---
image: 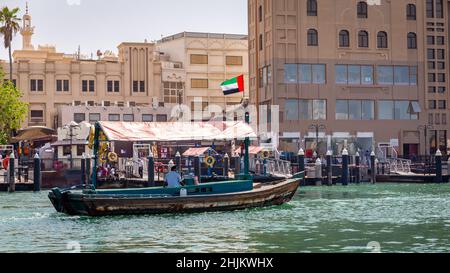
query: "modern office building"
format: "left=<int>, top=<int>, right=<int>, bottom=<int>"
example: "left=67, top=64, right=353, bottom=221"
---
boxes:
left=248, top=0, right=450, bottom=157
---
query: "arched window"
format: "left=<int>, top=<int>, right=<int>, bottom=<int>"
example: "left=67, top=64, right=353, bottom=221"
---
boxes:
left=407, top=32, right=417, bottom=49
left=307, top=29, right=318, bottom=46
left=259, top=5, right=263, bottom=22
left=377, top=31, right=388, bottom=48
left=339, top=30, right=350, bottom=47
left=357, top=1, right=368, bottom=18
left=406, top=4, right=416, bottom=20
left=358, top=30, right=369, bottom=48
left=307, top=0, right=317, bottom=16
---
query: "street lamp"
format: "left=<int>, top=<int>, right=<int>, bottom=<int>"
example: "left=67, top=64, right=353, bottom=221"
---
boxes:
left=418, top=125, right=434, bottom=157
left=308, top=124, right=326, bottom=156
left=64, top=121, right=80, bottom=169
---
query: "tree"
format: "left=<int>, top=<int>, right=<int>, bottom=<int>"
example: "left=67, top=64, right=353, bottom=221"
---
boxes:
left=0, top=67, right=28, bottom=144
left=0, top=6, right=21, bottom=82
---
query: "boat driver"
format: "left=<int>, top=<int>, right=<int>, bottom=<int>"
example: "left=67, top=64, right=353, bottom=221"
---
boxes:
left=165, top=166, right=183, bottom=188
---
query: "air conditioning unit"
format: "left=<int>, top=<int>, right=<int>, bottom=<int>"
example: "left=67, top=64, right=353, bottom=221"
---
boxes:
left=152, top=97, right=159, bottom=109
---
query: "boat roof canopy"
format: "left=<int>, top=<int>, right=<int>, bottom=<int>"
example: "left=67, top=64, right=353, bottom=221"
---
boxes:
left=98, top=121, right=257, bottom=142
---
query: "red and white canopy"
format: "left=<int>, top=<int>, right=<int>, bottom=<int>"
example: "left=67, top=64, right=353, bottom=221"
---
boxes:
left=98, top=121, right=257, bottom=142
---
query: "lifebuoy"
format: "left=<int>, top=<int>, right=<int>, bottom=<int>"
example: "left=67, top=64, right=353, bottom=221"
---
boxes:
left=262, top=150, right=270, bottom=159
left=205, top=156, right=215, bottom=167
left=108, top=152, right=118, bottom=162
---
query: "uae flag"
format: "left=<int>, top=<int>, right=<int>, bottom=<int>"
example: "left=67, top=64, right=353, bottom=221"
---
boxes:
left=221, top=75, right=244, bottom=96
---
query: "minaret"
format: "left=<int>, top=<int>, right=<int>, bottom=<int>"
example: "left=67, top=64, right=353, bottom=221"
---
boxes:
left=20, top=2, right=35, bottom=50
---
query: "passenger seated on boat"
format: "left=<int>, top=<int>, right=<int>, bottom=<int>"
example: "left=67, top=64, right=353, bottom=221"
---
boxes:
left=165, top=166, right=183, bottom=188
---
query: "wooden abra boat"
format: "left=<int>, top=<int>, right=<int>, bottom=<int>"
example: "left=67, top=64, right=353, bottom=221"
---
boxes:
left=49, top=176, right=302, bottom=217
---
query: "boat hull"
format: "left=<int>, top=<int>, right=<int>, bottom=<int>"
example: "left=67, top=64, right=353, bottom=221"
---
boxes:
left=49, top=179, right=301, bottom=217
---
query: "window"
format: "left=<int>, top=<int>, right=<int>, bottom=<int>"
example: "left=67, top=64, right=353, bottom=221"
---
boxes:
left=73, top=113, right=86, bottom=123
left=429, top=100, right=437, bottom=109
left=442, top=113, right=447, bottom=125
left=336, top=100, right=374, bottom=120
left=407, top=33, right=417, bottom=49
left=89, top=113, right=101, bottom=123
left=377, top=32, right=388, bottom=48
left=377, top=66, right=394, bottom=85
left=406, top=4, right=416, bottom=20
left=429, top=86, right=437, bottom=93
left=258, top=5, right=263, bottom=22
left=123, top=114, right=134, bottom=122
left=394, top=101, right=417, bottom=120
left=140, top=81, right=145, bottom=92
left=437, top=49, right=445, bottom=60
left=335, top=65, right=373, bottom=85
left=428, top=49, right=435, bottom=59
left=89, top=80, right=95, bottom=92
left=358, top=31, right=369, bottom=48
left=142, top=114, right=153, bottom=122
left=298, top=64, right=325, bottom=84
left=438, top=86, right=446, bottom=93
left=107, top=80, right=120, bottom=93
left=259, top=34, right=263, bottom=51
left=436, top=36, right=445, bottom=45
left=438, top=100, right=447, bottom=109
left=378, top=101, right=395, bottom=120
left=357, top=2, right=368, bottom=18
left=427, top=0, right=434, bottom=18
left=285, top=99, right=326, bottom=120
left=30, top=79, right=43, bottom=92
left=56, top=80, right=69, bottom=92
left=336, top=100, right=349, bottom=120
left=191, top=79, right=208, bottom=88
left=82, top=80, right=88, bottom=92
left=307, top=29, right=318, bottom=46
left=156, top=114, right=167, bottom=122
left=108, top=114, right=120, bottom=121
left=394, top=66, right=410, bottom=85
left=30, top=110, right=44, bottom=121
left=133, top=81, right=138, bottom=92
left=107, top=81, right=113, bottom=92
left=427, top=36, right=435, bottom=45
left=429, top=73, right=436, bottom=82
left=190, top=54, right=208, bottom=65
left=63, top=146, right=71, bottom=157
left=76, top=145, right=85, bottom=157
left=284, top=64, right=297, bottom=84
left=438, top=73, right=446, bottom=83
left=307, top=0, right=317, bottom=16
left=163, top=82, right=183, bottom=104
left=339, top=30, right=350, bottom=47
left=436, top=0, right=443, bottom=18
left=82, top=80, right=94, bottom=92
left=285, top=100, right=299, bottom=121
left=226, top=56, right=243, bottom=66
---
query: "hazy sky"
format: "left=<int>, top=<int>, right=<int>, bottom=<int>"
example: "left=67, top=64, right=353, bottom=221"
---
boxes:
left=0, top=0, right=248, bottom=60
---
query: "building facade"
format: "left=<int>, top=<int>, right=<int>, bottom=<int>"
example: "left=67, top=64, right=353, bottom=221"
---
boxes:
left=248, top=0, right=450, bottom=157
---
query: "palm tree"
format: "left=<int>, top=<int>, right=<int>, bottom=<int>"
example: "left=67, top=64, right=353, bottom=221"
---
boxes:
left=0, top=7, right=21, bottom=82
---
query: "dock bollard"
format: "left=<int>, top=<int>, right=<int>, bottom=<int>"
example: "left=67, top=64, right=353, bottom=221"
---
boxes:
left=326, top=151, right=332, bottom=186
left=298, top=149, right=305, bottom=175
left=33, top=153, right=41, bottom=192
left=175, top=152, right=181, bottom=174
left=355, top=152, right=361, bottom=184
left=9, top=152, right=15, bottom=193
left=315, top=158, right=322, bottom=186
left=81, top=154, right=86, bottom=185
left=148, top=152, right=155, bottom=187
left=341, top=149, right=349, bottom=186
left=85, top=154, right=91, bottom=186
left=223, top=154, right=229, bottom=178
left=194, top=156, right=201, bottom=183
left=436, top=150, right=443, bottom=183
left=370, top=151, right=377, bottom=184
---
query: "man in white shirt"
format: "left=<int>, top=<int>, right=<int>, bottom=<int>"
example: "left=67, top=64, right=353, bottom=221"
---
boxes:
left=165, top=166, right=182, bottom=188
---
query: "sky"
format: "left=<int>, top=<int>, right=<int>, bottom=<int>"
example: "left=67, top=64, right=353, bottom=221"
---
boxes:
left=0, top=0, right=248, bottom=60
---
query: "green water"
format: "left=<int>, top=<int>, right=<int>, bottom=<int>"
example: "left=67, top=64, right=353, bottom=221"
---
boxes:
left=1, top=184, right=450, bottom=253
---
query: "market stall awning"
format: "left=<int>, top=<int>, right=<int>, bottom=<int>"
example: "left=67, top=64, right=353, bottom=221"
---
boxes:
left=183, top=147, right=218, bottom=157
left=11, top=126, right=57, bottom=143
left=235, top=146, right=264, bottom=155
left=98, top=121, right=257, bottom=142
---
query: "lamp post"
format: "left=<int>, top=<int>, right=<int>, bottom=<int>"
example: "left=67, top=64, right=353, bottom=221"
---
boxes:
left=64, top=121, right=80, bottom=169
left=418, top=125, right=434, bottom=157
left=308, top=124, right=326, bottom=156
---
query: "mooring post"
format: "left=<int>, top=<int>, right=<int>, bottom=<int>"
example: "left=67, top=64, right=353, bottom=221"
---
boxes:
left=9, top=152, right=15, bottom=193
left=315, top=158, right=322, bottom=186
left=447, top=158, right=450, bottom=176
left=85, top=153, right=91, bottom=186
left=234, top=156, right=241, bottom=175
left=326, top=150, right=333, bottom=186
left=298, top=149, right=305, bottom=175
left=33, top=153, right=41, bottom=192
left=436, top=150, right=443, bottom=183
left=342, top=149, right=349, bottom=186
left=194, top=156, right=201, bottom=183
left=148, top=152, right=155, bottom=187
left=175, top=151, right=182, bottom=174
left=355, top=152, right=361, bottom=184
left=371, top=151, right=377, bottom=184
left=223, top=153, right=229, bottom=178
left=81, top=153, right=86, bottom=185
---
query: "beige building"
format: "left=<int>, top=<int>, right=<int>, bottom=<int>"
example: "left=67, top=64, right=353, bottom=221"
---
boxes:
left=249, top=0, right=450, bottom=157
left=1, top=8, right=249, bottom=128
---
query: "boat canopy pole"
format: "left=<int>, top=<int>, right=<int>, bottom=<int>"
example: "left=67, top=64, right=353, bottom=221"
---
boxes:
left=244, top=112, right=250, bottom=177
left=91, top=122, right=101, bottom=190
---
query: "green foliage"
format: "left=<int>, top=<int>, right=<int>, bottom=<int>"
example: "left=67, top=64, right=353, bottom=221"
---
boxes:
left=0, top=67, right=28, bottom=144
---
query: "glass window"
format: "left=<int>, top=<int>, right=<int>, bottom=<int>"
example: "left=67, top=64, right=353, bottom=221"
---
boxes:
left=394, top=101, right=410, bottom=120
left=313, top=100, right=326, bottom=120
left=89, top=80, right=95, bottom=92
left=406, top=4, right=416, bottom=20
left=307, top=0, right=317, bottom=16
left=339, top=30, right=350, bottom=47
left=426, top=0, right=434, bottom=18
left=349, top=100, right=362, bottom=120
left=358, top=31, right=369, bottom=47
left=336, top=100, right=349, bottom=120
left=307, top=29, right=318, bottom=46
left=284, top=64, right=298, bottom=84
left=357, top=1, right=368, bottom=18
left=361, top=66, right=374, bottom=85
left=299, top=64, right=312, bottom=83
left=377, top=66, right=394, bottom=85
left=56, top=80, right=62, bottom=92
left=378, top=101, right=394, bottom=120
left=156, top=114, right=168, bottom=122
left=362, top=100, right=375, bottom=120
left=377, top=32, right=388, bottom=48
left=299, top=100, right=313, bottom=120
left=348, top=65, right=361, bottom=85
left=407, top=33, right=417, bottom=49
left=73, top=113, right=85, bottom=123
left=108, top=114, right=120, bottom=121
left=335, top=65, right=347, bottom=84
left=142, top=114, right=153, bottom=122
left=285, top=100, right=299, bottom=121
left=312, top=65, right=326, bottom=84
left=123, top=114, right=134, bottom=122
left=410, top=67, right=417, bottom=85
left=76, top=145, right=85, bottom=157
left=89, top=113, right=101, bottom=123
left=394, top=66, right=410, bottom=85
